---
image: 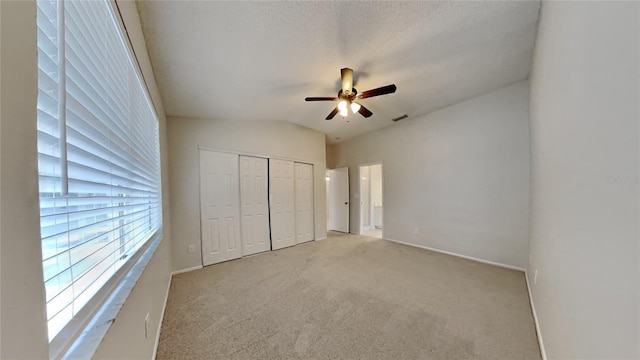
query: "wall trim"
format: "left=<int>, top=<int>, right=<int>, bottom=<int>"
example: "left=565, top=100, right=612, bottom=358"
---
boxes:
left=383, top=237, right=526, bottom=272
left=171, top=265, right=203, bottom=276
left=315, top=237, right=327, bottom=241
left=525, top=271, right=547, bottom=360
left=151, top=275, right=172, bottom=360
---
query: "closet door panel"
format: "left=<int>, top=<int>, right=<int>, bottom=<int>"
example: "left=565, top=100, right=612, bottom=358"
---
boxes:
left=295, top=163, right=314, bottom=244
left=199, top=150, right=242, bottom=265
left=269, top=159, right=295, bottom=250
left=240, top=156, right=270, bottom=256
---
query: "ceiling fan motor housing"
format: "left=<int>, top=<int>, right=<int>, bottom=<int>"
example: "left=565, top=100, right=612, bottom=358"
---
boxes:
left=338, top=88, right=358, bottom=100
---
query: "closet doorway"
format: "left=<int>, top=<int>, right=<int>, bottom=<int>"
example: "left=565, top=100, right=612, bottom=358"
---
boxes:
left=199, top=149, right=315, bottom=266
left=359, top=163, right=383, bottom=238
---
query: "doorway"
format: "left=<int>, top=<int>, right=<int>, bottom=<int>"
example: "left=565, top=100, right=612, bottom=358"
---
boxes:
left=359, top=163, right=383, bottom=238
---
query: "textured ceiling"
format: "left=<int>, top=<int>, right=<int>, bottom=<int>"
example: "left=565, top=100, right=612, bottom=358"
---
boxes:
left=137, top=1, right=540, bottom=144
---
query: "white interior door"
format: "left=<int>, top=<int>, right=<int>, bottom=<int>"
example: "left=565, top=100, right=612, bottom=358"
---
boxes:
left=295, top=163, right=314, bottom=244
left=270, top=159, right=295, bottom=249
left=199, top=150, right=242, bottom=266
left=240, top=156, right=270, bottom=256
left=329, top=167, right=349, bottom=233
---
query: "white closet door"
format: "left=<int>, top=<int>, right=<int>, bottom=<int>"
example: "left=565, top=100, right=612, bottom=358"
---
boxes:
left=199, top=150, right=242, bottom=266
left=295, top=163, right=314, bottom=244
left=269, top=159, right=295, bottom=250
left=240, top=156, right=270, bottom=256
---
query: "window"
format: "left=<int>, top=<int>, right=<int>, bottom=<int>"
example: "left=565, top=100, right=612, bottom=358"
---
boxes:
left=36, top=0, right=161, bottom=341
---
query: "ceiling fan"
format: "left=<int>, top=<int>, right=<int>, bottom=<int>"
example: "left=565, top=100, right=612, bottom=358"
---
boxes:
left=305, top=68, right=397, bottom=120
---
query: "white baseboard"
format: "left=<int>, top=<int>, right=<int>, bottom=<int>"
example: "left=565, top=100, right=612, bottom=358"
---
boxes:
left=315, top=237, right=327, bottom=241
left=383, top=237, right=526, bottom=272
left=171, top=265, right=203, bottom=276
left=525, top=271, right=547, bottom=360
left=151, top=275, right=171, bottom=360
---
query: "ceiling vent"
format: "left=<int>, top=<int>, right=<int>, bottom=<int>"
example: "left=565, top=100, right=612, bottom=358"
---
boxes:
left=392, top=114, right=408, bottom=122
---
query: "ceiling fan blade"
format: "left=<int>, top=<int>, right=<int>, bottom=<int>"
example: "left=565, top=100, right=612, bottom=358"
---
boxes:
left=359, top=84, right=397, bottom=99
left=358, top=104, right=373, bottom=118
left=341, top=68, right=353, bottom=94
left=326, top=107, right=339, bottom=120
left=305, top=97, right=338, bottom=102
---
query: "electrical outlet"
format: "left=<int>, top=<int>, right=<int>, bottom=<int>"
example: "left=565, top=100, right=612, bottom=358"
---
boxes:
left=533, top=269, right=538, bottom=285
left=414, top=227, right=419, bottom=234
left=145, top=313, right=150, bottom=339
left=188, top=244, right=195, bottom=254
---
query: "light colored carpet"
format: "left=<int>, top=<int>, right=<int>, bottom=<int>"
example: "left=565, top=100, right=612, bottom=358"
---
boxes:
left=157, top=234, right=541, bottom=359
left=362, top=228, right=382, bottom=238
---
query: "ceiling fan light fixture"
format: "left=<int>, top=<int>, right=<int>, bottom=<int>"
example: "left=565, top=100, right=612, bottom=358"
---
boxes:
left=337, top=100, right=348, bottom=112
left=304, top=67, right=397, bottom=120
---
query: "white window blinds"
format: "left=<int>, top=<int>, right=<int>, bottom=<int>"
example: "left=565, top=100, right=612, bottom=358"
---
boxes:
left=37, top=0, right=162, bottom=340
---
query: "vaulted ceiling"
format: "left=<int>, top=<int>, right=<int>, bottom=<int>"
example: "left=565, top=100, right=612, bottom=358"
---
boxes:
left=137, top=1, right=540, bottom=144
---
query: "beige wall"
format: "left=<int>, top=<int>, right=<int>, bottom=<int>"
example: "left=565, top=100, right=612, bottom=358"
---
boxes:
left=528, top=1, right=639, bottom=358
left=1, top=1, right=50, bottom=357
left=168, top=118, right=327, bottom=271
left=334, top=81, right=530, bottom=269
left=326, top=143, right=336, bottom=169
left=370, top=164, right=382, bottom=207
left=0, top=1, right=172, bottom=358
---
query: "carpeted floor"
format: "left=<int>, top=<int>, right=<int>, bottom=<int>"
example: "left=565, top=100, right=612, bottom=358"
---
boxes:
left=362, top=228, right=382, bottom=238
left=157, top=233, right=541, bottom=359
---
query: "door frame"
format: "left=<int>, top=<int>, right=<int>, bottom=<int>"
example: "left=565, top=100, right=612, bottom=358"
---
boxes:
left=358, top=162, right=384, bottom=237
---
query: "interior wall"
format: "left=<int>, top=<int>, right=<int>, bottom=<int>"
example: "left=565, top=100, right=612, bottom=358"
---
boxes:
left=325, top=170, right=330, bottom=230
left=0, top=3, right=3, bottom=356
left=326, top=143, right=336, bottom=169
left=528, top=1, right=640, bottom=358
left=167, top=117, right=327, bottom=271
left=0, top=1, right=173, bottom=358
left=360, top=166, right=371, bottom=228
left=333, top=81, right=530, bottom=268
left=370, top=164, right=382, bottom=207
left=370, top=164, right=383, bottom=229
left=0, top=1, right=50, bottom=357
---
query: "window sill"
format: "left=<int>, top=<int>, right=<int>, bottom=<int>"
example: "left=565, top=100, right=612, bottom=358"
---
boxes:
left=51, top=231, right=164, bottom=360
